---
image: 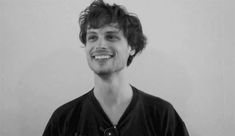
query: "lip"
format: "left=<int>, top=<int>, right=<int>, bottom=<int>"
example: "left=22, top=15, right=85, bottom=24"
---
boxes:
left=92, top=54, right=114, bottom=60
left=90, top=50, right=114, bottom=58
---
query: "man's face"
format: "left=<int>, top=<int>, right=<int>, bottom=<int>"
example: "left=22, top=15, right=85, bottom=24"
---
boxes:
left=85, top=24, right=133, bottom=76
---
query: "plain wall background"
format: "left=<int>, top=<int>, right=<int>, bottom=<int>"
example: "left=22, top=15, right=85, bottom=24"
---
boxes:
left=1, top=0, right=234, bottom=136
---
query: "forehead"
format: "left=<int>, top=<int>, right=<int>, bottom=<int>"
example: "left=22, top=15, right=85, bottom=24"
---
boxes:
left=87, top=24, right=122, bottom=34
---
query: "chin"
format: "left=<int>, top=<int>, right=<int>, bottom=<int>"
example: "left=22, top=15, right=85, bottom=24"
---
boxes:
left=94, top=68, right=113, bottom=75
left=88, top=62, right=125, bottom=77
left=96, top=71, right=112, bottom=77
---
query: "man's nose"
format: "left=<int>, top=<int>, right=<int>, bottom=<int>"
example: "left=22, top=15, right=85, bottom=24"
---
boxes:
left=97, top=37, right=107, bottom=48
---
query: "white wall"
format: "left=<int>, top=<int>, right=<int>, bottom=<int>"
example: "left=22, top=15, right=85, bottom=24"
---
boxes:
left=1, top=0, right=234, bottom=136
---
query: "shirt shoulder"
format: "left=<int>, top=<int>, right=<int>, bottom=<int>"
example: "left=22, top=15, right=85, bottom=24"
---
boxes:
left=43, top=90, right=93, bottom=136
left=131, top=86, right=189, bottom=136
left=52, top=90, right=91, bottom=118
left=132, top=86, right=174, bottom=112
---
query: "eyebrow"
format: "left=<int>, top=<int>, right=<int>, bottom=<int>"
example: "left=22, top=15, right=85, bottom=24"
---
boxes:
left=86, top=30, right=120, bottom=36
left=106, top=30, right=120, bottom=34
left=86, top=31, right=96, bottom=35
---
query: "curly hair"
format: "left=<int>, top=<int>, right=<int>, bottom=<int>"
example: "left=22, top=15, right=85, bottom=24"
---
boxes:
left=79, top=0, right=147, bottom=66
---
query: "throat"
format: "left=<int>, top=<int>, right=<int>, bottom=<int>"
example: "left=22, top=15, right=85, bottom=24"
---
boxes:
left=93, top=83, right=133, bottom=125
left=94, top=81, right=133, bottom=107
left=100, top=94, right=132, bottom=125
left=93, top=69, right=133, bottom=124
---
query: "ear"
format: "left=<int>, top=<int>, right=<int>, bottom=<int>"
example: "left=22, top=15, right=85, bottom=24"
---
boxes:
left=129, top=48, right=136, bottom=56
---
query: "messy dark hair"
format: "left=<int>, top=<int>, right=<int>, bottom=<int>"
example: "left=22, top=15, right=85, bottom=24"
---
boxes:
left=79, top=0, right=147, bottom=66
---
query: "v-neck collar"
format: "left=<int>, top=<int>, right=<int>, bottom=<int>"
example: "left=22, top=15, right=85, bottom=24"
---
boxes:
left=89, top=85, right=139, bottom=128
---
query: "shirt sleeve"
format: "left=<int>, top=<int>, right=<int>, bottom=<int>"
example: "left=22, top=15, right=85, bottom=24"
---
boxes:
left=161, top=105, right=190, bottom=136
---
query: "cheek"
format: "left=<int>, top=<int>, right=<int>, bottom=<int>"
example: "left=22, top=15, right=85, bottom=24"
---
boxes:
left=123, top=46, right=131, bottom=57
left=85, top=45, right=92, bottom=55
left=117, top=48, right=130, bottom=63
left=84, top=48, right=92, bottom=62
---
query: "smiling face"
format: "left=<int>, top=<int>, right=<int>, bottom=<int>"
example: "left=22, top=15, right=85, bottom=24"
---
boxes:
left=85, top=24, right=134, bottom=76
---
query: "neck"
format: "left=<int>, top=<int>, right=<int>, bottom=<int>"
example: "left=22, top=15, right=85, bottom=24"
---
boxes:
left=93, top=69, right=132, bottom=107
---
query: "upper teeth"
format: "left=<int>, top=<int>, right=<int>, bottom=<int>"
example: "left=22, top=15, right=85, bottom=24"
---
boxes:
left=95, top=55, right=111, bottom=59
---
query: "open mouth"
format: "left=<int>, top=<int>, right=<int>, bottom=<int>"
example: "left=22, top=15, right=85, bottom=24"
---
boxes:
left=94, top=55, right=111, bottom=59
left=90, top=50, right=115, bottom=61
left=92, top=55, right=114, bottom=60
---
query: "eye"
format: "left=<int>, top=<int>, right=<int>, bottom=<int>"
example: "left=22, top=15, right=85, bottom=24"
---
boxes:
left=106, top=34, right=119, bottom=41
left=87, top=35, right=98, bottom=42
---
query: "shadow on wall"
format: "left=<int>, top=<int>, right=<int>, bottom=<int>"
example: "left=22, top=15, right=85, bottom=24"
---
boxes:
left=13, top=48, right=92, bottom=136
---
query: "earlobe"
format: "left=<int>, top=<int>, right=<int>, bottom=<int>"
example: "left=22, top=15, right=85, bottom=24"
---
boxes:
left=130, top=49, right=135, bottom=56
left=128, top=46, right=135, bottom=56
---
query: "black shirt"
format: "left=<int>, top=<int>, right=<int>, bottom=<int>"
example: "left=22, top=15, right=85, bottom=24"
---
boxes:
left=43, top=86, right=189, bottom=136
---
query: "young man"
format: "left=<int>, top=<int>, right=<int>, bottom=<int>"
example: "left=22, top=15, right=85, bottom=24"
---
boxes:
left=43, top=0, right=189, bottom=136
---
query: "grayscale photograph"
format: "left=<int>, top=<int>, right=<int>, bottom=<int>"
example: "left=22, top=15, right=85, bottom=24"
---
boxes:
left=1, top=0, right=234, bottom=136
